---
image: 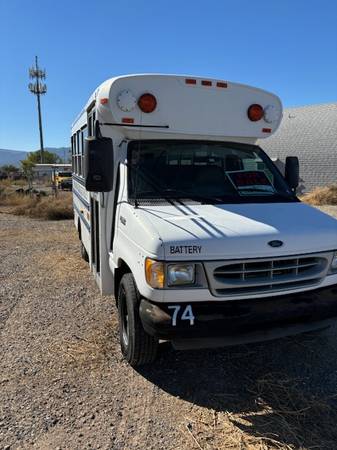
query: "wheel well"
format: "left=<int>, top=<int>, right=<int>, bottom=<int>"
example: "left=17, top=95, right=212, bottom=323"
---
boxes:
left=114, top=260, right=131, bottom=305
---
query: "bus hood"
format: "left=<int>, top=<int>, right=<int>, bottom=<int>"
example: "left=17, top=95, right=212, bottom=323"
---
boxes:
left=137, top=202, right=337, bottom=259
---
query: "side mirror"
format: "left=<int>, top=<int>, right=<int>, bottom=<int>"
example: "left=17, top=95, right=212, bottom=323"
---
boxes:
left=84, top=136, right=114, bottom=192
left=285, top=156, right=299, bottom=191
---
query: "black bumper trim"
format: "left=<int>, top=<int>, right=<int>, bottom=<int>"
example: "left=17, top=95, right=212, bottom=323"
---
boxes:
left=139, top=285, right=337, bottom=343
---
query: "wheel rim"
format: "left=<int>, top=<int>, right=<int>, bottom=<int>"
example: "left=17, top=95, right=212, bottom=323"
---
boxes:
left=119, top=286, right=129, bottom=347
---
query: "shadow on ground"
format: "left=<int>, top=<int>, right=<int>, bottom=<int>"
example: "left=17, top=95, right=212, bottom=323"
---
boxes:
left=138, top=327, right=337, bottom=449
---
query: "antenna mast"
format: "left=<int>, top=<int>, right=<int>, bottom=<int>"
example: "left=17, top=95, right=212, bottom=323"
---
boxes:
left=28, top=56, right=47, bottom=163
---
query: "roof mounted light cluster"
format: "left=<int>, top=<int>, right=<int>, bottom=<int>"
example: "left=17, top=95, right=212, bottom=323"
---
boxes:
left=113, top=84, right=280, bottom=134
left=116, top=90, right=157, bottom=114
left=185, top=78, right=228, bottom=88
left=247, top=103, right=281, bottom=128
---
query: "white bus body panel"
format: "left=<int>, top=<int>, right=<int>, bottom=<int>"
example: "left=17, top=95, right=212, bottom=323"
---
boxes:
left=95, top=74, right=282, bottom=142
left=111, top=199, right=337, bottom=303
left=71, top=74, right=337, bottom=303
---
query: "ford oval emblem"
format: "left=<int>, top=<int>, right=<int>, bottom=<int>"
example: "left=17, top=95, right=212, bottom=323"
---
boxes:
left=268, top=240, right=284, bottom=248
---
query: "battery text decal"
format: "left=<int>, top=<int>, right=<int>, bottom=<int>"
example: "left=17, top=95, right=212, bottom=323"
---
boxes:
left=169, top=245, right=202, bottom=255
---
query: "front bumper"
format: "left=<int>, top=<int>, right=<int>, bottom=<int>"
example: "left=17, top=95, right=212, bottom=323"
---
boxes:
left=139, top=285, right=337, bottom=348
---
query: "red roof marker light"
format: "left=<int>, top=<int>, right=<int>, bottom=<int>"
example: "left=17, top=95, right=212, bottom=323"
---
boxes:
left=247, top=104, right=264, bottom=122
left=138, top=93, right=157, bottom=113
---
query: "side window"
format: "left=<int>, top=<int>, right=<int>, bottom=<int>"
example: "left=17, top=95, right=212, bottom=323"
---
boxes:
left=71, top=126, right=88, bottom=178
left=80, top=131, right=83, bottom=177
left=88, top=114, right=93, bottom=136
left=87, top=105, right=96, bottom=137
left=82, top=126, right=88, bottom=177
left=74, top=133, right=78, bottom=174
left=71, top=135, right=73, bottom=172
left=77, top=130, right=81, bottom=176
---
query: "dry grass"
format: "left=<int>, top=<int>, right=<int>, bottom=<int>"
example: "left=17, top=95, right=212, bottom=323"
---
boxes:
left=301, top=185, right=337, bottom=206
left=34, top=250, right=87, bottom=281
left=0, top=178, right=26, bottom=187
left=0, top=191, right=73, bottom=220
left=49, top=322, right=115, bottom=371
left=0, top=191, right=31, bottom=207
left=184, top=373, right=337, bottom=449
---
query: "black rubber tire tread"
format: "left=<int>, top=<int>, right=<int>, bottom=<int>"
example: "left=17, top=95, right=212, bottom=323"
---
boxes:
left=80, top=241, right=89, bottom=263
left=118, top=273, right=158, bottom=366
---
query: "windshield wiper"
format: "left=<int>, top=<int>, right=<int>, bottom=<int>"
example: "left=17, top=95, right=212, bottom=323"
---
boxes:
left=238, top=187, right=296, bottom=200
left=238, top=187, right=275, bottom=194
left=161, top=188, right=224, bottom=204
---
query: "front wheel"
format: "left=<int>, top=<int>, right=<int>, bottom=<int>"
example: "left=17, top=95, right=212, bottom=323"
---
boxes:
left=117, top=273, right=158, bottom=366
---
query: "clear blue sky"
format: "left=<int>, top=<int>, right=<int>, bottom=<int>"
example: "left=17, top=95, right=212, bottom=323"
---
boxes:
left=0, top=0, right=336, bottom=151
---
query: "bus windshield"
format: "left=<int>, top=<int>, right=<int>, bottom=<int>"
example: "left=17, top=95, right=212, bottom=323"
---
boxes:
left=127, top=140, right=297, bottom=205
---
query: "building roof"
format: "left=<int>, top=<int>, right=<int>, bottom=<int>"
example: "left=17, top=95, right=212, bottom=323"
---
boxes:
left=261, top=102, right=337, bottom=192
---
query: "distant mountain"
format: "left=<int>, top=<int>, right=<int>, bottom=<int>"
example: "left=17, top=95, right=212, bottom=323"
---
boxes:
left=0, top=149, right=27, bottom=166
left=0, top=147, right=71, bottom=167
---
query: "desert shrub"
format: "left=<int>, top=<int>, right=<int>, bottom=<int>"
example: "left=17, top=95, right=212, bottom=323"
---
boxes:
left=0, top=190, right=73, bottom=220
left=0, top=191, right=37, bottom=207
left=301, top=185, right=337, bottom=206
left=0, top=178, right=26, bottom=188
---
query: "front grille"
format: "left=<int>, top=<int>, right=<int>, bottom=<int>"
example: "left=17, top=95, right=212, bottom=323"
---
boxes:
left=204, top=253, right=332, bottom=297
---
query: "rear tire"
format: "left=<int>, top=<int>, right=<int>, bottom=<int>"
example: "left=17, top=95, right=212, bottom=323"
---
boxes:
left=80, top=241, right=89, bottom=262
left=117, top=273, right=158, bottom=366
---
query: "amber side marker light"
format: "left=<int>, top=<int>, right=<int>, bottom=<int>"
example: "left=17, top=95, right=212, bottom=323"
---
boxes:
left=247, top=104, right=264, bottom=121
left=138, top=93, right=157, bottom=113
left=122, top=117, right=134, bottom=124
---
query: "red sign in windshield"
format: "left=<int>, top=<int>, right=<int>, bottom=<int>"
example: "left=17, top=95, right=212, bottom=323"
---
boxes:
left=226, top=170, right=275, bottom=195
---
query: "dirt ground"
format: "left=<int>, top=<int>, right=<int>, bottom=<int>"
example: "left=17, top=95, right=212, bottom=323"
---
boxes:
left=1, top=207, right=337, bottom=450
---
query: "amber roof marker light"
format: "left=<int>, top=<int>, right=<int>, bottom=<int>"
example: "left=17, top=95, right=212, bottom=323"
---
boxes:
left=247, top=104, right=264, bottom=121
left=138, top=93, right=157, bottom=113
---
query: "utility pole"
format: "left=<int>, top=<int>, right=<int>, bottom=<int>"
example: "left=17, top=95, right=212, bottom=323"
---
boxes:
left=28, top=56, right=47, bottom=163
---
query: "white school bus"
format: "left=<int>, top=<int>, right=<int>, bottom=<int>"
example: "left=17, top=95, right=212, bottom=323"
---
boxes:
left=71, top=74, right=337, bottom=366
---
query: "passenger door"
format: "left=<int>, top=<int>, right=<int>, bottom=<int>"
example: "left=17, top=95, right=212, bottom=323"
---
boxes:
left=90, top=197, right=100, bottom=275
left=87, top=105, right=100, bottom=275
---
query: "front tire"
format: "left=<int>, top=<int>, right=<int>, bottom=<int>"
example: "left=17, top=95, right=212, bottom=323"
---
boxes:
left=117, top=273, right=158, bottom=366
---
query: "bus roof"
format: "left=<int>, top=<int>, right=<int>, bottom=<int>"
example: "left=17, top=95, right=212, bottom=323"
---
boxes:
left=72, top=74, right=282, bottom=142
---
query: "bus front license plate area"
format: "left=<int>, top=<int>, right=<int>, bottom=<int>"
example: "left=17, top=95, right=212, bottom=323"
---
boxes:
left=168, top=305, right=195, bottom=327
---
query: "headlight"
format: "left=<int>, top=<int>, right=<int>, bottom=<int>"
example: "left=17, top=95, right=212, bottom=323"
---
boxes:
left=167, top=264, right=195, bottom=286
left=330, top=252, right=337, bottom=272
left=145, top=258, right=165, bottom=288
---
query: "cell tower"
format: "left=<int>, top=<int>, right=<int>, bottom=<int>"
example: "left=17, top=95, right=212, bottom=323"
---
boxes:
left=28, top=56, right=47, bottom=163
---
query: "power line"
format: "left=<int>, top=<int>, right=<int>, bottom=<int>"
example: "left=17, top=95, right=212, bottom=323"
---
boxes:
left=28, top=56, right=47, bottom=163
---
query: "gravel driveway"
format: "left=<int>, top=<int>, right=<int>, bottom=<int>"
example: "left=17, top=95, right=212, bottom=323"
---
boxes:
left=1, top=207, right=337, bottom=450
